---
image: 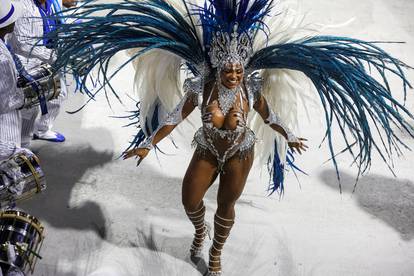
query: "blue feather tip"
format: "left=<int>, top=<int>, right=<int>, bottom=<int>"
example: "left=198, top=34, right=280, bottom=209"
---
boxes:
left=267, top=140, right=307, bottom=196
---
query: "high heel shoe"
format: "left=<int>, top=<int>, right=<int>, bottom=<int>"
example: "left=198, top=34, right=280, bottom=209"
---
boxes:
left=190, top=221, right=211, bottom=258
left=206, top=213, right=235, bottom=276
left=207, top=246, right=222, bottom=275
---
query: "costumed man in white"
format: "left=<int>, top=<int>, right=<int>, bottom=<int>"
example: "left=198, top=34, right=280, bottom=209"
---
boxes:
left=7, top=0, right=66, bottom=145
left=0, top=0, right=27, bottom=162
left=34, top=0, right=78, bottom=141
left=0, top=1, right=29, bottom=275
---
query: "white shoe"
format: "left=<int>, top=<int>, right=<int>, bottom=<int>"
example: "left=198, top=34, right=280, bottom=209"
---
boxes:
left=33, top=130, right=65, bottom=142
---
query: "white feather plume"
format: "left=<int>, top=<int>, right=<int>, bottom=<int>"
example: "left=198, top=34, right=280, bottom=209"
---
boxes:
left=126, top=0, right=320, bottom=175
left=126, top=0, right=206, bottom=138
left=249, top=2, right=320, bottom=182
left=127, top=49, right=183, bottom=136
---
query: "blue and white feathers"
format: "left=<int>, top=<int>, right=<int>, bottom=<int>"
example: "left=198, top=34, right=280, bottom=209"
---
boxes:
left=47, top=0, right=413, bottom=194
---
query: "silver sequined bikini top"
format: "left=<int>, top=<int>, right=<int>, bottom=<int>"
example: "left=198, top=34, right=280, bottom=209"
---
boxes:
left=183, top=72, right=263, bottom=112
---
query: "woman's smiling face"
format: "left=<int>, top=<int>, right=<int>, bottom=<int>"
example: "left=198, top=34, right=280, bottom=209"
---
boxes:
left=220, top=62, right=244, bottom=89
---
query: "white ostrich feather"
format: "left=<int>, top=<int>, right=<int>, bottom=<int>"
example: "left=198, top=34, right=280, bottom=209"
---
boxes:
left=249, top=2, right=320, bottom=185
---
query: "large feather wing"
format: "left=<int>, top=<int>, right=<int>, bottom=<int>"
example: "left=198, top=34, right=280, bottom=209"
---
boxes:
left=248, top=35, right=414, bottom=191
left=48, top=0, right=204, bottom=98
left=124, top=49, right=185, bottom=151
left=47, top=0, right=204, bottom=150
left=249, top=69, right=318, bottom=193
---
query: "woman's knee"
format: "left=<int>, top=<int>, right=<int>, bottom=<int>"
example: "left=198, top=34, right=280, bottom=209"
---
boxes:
left=216, top=200, right=236, bottom=214
left=181, top=192, right=203, bottom=212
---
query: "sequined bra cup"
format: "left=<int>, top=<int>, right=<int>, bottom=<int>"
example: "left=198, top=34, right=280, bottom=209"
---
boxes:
left=188, top=76, right=261, bottom=171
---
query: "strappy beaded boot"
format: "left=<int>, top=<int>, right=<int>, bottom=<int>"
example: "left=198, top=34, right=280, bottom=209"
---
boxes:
left=186, top=203, right=210, bottom=258
left=207, top=213, right=235, bottom=276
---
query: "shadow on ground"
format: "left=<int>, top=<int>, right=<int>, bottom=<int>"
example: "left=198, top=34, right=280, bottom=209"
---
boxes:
left=133, top=224, right=208, bottom=276
left=21, top=143, right=113, bottom=237
left=319, top=169, right=414, bottom=240
left=21, top=92, right=117, bottom=275
left=102, top=161, right=219, bottom=275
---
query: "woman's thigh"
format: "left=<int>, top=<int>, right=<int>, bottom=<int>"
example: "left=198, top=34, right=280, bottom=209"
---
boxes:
left=182, top=149, right=218, bottom=208
left=217, top=151, right=254, bottom=204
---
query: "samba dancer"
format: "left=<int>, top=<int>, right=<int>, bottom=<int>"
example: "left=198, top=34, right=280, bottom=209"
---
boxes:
left=46, top=1, right=414, bottom=275
left=122, top=27, right=308, bottom=276
left=8, top=0, right=66, bottom=146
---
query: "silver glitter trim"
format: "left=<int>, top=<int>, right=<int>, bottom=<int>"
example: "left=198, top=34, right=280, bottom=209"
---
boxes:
left=139, top=137, right=154, bottom=150
left=208, top=25, right=253, bottom=70
left=245, top=72, right=263, bottom=109
left=266, top=109, right=298, bottom=143
left=192, top=127, right=256, bottom=172
left=218, top=83, right=240, bottom=116
left=183, top=77, right=203, bottom=109
left=138, top=91, right=196, bottom=150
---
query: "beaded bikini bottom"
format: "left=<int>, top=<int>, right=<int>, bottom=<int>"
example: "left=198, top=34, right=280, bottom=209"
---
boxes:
left=192, top=126, right=256, bottom=172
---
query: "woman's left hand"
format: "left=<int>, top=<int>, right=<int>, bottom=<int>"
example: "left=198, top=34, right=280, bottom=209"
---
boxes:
left=288, top=138, right=308, bottom=154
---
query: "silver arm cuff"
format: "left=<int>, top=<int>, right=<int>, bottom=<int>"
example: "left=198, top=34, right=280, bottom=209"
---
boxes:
left=138, top=137, right=154, bottom=150
left=266, top=109, right=299, bottom=143
left=163, top=92, right=190, bottom=125
left=183, top=77, right=202, bottom=109
left=138, top=92, right=194, bottom=150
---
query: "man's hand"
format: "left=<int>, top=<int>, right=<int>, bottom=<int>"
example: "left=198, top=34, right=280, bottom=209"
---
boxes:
left=62, top=0, right=78, bottom=8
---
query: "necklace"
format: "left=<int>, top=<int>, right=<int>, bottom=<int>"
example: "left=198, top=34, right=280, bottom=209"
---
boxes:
left=218, top=83, right=239, bottom=116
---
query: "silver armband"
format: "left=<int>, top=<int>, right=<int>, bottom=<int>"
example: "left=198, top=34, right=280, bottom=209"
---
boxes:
left=163, top=93, right=189, bottom=125
left=183, top=77, right=202, bottom=109
left=138, top=137, right=154, bottom=150
left=138, top=91, right=194, bottom=150
left=266, top=109, right=299, bottom=143
left=246, top=72, right=263, bottom=109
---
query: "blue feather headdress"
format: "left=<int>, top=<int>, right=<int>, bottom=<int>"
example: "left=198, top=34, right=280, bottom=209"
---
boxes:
left=195, top=0, right=273, bottom=58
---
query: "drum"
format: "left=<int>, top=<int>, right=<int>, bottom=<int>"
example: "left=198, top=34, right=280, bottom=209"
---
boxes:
left=17, top=64, right=61, bottom=109
left=0, top=151, right=46, bottom=208
left=0, top=210, right=44, bottom=275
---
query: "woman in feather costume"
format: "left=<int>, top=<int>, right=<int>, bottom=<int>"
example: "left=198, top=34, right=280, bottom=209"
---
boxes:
left=47, top=0, right=413, bottom=275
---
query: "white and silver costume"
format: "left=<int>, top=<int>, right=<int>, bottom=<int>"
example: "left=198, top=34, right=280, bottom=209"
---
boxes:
left=137, top=29, right=298, bottom=172
left=48, top=0, right=412, bottom=196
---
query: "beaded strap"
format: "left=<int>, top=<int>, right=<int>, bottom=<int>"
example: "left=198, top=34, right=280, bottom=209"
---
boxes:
left=266, top=109, right=299, bottom=143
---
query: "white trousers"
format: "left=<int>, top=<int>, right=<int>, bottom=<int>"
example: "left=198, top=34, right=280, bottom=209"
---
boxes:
left=21, top=106, right=39, bottom=148
left=36, top=76, right=68, bottom=133
left=0, top=110, right=21, bottom=160
left=20, top=76, right=68, bottom=146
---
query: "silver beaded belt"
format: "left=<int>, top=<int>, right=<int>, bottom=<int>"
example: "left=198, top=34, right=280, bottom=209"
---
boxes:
left=192, top=126, right=256, bottom=172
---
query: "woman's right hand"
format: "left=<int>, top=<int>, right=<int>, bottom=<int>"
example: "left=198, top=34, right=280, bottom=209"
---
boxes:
left=202, top=112, right=213, bottom=124
left=122, top=148, right=150, bottom=166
